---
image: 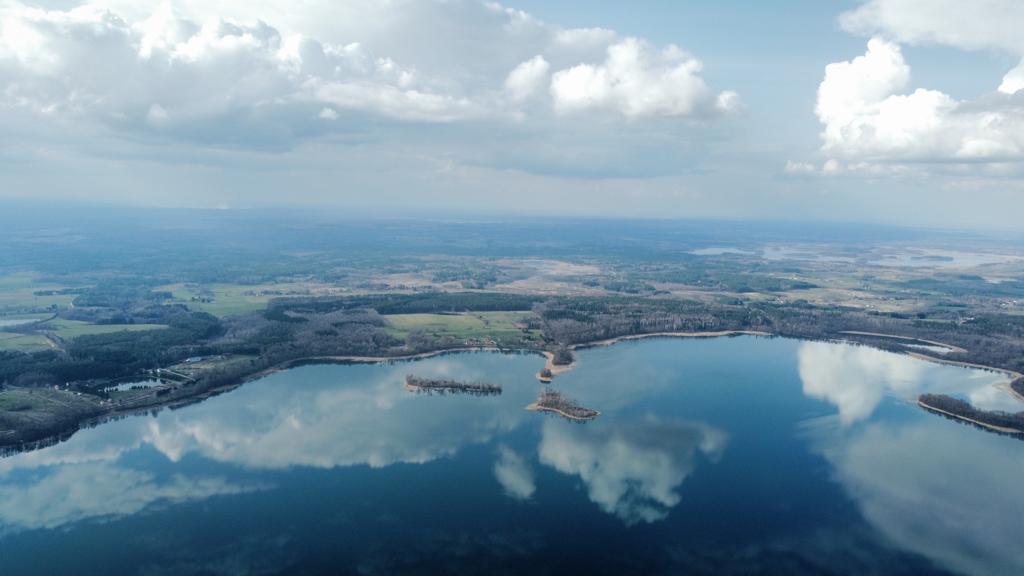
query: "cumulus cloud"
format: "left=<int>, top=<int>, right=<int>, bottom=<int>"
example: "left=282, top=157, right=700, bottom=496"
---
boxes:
left=0, top=1, right=484, bottom=143
left=504, top=55, right=549, bottom=103
left=816, top=38, right=1024, bottom=162
left=0, top=0, right=735, bottom=151
left=810, top=2, right=1024, bottom=166
left=840, top=0, right=1024, bottom=97
left=550, top=38, right=733, bottom=118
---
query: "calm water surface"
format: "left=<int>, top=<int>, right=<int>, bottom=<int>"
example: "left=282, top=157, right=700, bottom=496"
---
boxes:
left=1, top=336, right=1022, bottom=575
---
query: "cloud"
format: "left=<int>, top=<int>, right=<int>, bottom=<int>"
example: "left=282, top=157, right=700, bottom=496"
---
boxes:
left=784, top=160, right=818, bottom=175
left=493, top=445, right=535, bottom=500
left=839, top=0, right=1024, bottom=55
left=815, top=38, right=1024, bottom=162
left=0, top=2, right=482, bottom=141
left=0, top=0, right=735, bottom=150
left=550, top=37, right=733, bottom=118
left=810, top=2, right=1024, bottom=166
left=538, top=416, right=726, bottom=525
left=504, top=55, right=550, bottom=103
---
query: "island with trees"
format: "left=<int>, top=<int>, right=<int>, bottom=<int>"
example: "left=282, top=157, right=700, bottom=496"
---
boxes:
left=527, top=388, right=600, bottom=422
left=404, top=375, right=502, bottom=396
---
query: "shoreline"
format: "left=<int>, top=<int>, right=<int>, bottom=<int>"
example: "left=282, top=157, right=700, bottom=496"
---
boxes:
left=525, top=402, right=601, bottom=422
left=917, top=398, right=1024, bottom=435
left=904, top=352, right=1023, bottom=380
left=837, top=331, right=967, bottom=353
left=573, top=330, right=773, bottom=350
left=536, top=350, right=577, bottom=381
left=4, top=330, right=1023, bottom=452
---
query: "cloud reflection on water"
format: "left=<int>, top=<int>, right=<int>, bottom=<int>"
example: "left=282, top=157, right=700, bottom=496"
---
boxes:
left=538, top=415, right=726, bottom=525
left=493, top=445, right=536, bottom=501
left=0, top=463, right=262, bottom=532
left=816, top=419, right=1024, bottom=576
left=797, top=341, right=1013, bottom=424
left=142, top=361, right=528, bottom=470
left=0, top=359, right=533, bottom=533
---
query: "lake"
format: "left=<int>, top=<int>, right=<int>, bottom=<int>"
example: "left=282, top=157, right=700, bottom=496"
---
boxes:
left=1, top=335, right=1022, bottom=575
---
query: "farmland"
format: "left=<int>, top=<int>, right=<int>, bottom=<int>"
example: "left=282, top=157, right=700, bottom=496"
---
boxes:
left=385, top=312, right=542, bottom=347
left=41, top=319, right=167, bottom=339
left=0, top=274, right=76, bottom=311
left=0, top=333, right=53, bottom=353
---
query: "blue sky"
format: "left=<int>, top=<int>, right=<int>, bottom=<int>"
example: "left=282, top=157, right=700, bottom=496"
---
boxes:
left=1, top=0, right=1022, bottom=229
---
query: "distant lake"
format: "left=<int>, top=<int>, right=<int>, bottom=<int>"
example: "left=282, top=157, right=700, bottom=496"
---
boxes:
left=0, top=317, right=45, bottom=328
left=1, top=336, right=1021, bottom=575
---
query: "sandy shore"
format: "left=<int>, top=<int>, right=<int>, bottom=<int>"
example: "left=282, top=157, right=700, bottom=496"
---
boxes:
left=535, top=330, right=770, bottom=382
left=293, top=346, right=511, bottom=366
left=574, top=330, right=772, bottom=350
left=905, top=352, right=1023, bottom=380
left=917, top=399, right=1024, bottom=435
left=838, top=331, right=967, bottom=353
left=537, top=351, right=577, bottom=381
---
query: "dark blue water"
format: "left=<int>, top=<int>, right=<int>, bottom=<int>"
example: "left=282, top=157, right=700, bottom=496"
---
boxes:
left=1, top=336, right=1022, bottom=575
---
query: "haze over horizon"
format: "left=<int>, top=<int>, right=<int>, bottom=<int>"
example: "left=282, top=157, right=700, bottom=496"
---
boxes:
left=2, top=0, right=1023, bottom=229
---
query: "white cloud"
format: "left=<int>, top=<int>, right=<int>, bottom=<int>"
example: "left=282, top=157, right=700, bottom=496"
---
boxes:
left=814, top=37, right=1024, bottom=163
left=550, top=37, right=733, bottom=118
left=785, top=160, right=818, bottom=174
left=0, top=0, right=735, bottom=151
left=998, top=60, right=1024, bottom=96
left=839, top=0, right=1024, bottom=56
left=504, top=54, right=549, bottom=102
left=0, top=2, right=484, bottom=135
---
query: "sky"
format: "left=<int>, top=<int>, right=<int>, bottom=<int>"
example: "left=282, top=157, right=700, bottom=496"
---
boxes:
left=0, top=0, right=1022, bottom=229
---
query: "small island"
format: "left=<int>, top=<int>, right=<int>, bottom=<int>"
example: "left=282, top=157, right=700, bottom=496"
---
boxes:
left=918, top=393, right=1024, bottom=435
left=404, top=375, right=502, bottom=396
left=527, top=388, right=599, bottom=422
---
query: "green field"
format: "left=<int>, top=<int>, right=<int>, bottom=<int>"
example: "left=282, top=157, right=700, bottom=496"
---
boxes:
left=385, top=312, right=541, bottom=345
left=0, top=332, right=53, bottom=353
left=159, top=282, right=318, bottom=317
left=41, top=319, right=167, bottom=339
left=0, top=273, right=76, bottom=311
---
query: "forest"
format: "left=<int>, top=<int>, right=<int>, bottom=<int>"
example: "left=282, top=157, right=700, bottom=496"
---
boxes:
left=5, top=289, right=1024, bottom=397
left=919, top=393, right=1024, bottom=433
